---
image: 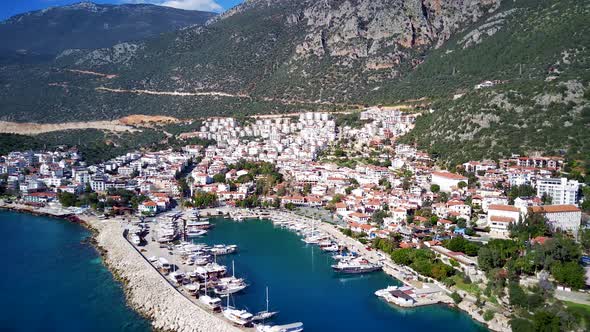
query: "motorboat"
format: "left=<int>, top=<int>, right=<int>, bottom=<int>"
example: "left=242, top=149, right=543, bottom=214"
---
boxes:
left=200, top=295, right=222, bottom=311
left=223, top=307, right=253, bottom=326
left=331, top=257, right=381, bottom=274
left=210, top=244, right=238, bottom=255
left=186, top=228, right=207, bottom=237
left=256, top=322, right=304, bottom=332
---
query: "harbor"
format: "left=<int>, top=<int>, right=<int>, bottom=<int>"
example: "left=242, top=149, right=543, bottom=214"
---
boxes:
left=127, top=207, right=486, bottom=332
left=0, top=201, right=492, bottom=331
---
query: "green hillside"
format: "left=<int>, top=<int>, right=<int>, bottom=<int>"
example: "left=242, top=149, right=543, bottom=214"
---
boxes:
left=395, top=0, right=590, bottom=176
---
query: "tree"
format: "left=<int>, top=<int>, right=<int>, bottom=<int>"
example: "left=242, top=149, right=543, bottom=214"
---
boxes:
left=193, top=192, right=218, bottom=208
left=458, top=181, right=467, bottom=189
left=478, top=239, right=521, bottom=272
left=508, top=282, right=528, bottom=308
left=541, top=193, right=553, bottom=205
left=579, top=228, right=590, bottom=252
left=509, top=213, right=550, bottom=242
left=371, top=210, right=389, bottom=224
left=391, top=248, right=413, bottom=265
left=451, top=292, right=462, bottom=304
left=430, top=184, right=440, bottom=193
left=443, top=237, right=480, bottom=256
left=58, top=192, right=78, bottom=207
left=212, top=173, right=226, bottom=183
left=302, top=183, right=312, bottom=195
left=532, top=311, right=560, bottom=332
left=551, top=261, right=585, bottom=289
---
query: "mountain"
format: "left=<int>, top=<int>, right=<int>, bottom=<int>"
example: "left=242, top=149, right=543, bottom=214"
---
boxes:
left=0, top=0, right=504, bottom=123
left=0, top=0, right=588, bottom=173
left=0, top=1, right=216, bottom=58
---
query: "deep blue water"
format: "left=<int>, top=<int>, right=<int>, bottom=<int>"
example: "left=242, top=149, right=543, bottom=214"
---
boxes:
left=0, top=211, right=151, bottom=332
left=0, top=211, right=486, bottom=332
left=201, top=218, right=487, bottom=332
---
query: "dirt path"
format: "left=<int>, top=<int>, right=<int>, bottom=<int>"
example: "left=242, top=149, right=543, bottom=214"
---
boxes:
left=0, top=120, right=138, bottom=135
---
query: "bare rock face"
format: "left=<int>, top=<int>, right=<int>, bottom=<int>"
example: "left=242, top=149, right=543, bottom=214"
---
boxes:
left=292, top=0, right=501, bottom=66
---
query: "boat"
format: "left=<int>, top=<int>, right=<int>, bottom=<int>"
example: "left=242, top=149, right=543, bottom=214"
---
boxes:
left=214, top=283, right=248, bottom=295
left=256, top=322, right=304, bottom=332
left=200, top=295, right=222, bottom=311
left=210, top=244, right=238, bottom=255
left=184, top=283, right=200, bottom=295
left=223, top=295, right=253, bottom=326
left=200, top=274, right=222, bottom=311
left=331, top=257, right=381, bottom=274
left=186, top=228, right=207, bottom=237
left=186, top=220, right=212, bottom=229
left=252, top=287, right=278, bottom=322
left=320, top=242, right=339, bottom=252
left=214, top=261, right=248, bottom=295
left=332, top=251, right=357, bottom=261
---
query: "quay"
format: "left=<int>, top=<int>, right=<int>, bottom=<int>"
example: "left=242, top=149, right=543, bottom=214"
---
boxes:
left=200, top=207, right=510, bottom=332
left=200, top=207, right=453, bottom=308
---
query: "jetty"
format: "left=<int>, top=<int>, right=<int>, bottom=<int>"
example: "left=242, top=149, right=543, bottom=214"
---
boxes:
left=89, top=217, right=243, bottom=332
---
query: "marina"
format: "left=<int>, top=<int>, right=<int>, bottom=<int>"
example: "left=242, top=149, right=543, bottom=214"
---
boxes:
left=129, top=210, right=486, bottom=332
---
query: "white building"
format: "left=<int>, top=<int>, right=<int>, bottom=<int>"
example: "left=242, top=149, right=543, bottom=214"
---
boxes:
left=530, top=205, right=582, bottom=235
left=431, top=171, right=468, bottom=193
left=487, top=204, right=521, bottom=239
left=536, top=178, right=580, bottom=205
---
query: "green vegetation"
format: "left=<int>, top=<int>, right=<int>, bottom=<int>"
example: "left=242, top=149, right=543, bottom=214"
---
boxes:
left=191, top=192, right=218, bottom=208
left=390, top=248, right=454, bottom=281
left=442, top=237, right=480, bottom=256
left=395, top=0, right=590, bottom=176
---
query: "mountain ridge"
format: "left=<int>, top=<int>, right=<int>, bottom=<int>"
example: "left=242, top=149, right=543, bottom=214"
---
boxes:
left=0, top=1, right=216, bottom=57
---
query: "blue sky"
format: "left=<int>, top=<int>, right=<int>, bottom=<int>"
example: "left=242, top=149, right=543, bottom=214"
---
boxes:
left=0, top=0, right=244, bottom=20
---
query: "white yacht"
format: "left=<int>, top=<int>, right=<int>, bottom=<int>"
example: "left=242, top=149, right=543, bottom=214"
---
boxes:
left=199, top=295, right=222, bottom=311
left=223, top=307, right=253, bottom=326
left=256, top=322, right=304, bottom=332
left=186, top=228, right=207, bottom=237
left=210, top=244, right=238, bottom=255
left=331, top=257, right=381, bottom=274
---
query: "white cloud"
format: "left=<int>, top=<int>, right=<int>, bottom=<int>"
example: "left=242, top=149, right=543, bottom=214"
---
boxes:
left=161, top=0, right=223, bottom=12
left=123, top=0, right=224, bottom=12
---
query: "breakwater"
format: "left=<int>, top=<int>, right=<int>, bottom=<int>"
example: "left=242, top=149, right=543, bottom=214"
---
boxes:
left=89, top=218, right=242, bottom=332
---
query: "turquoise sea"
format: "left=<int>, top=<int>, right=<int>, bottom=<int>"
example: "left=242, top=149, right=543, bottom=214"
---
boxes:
left=0, top=211, right=150, bottom=332
left=0, top=211, right=486, bottom=331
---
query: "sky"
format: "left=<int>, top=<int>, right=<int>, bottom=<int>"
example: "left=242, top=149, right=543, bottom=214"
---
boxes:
left=0, top=0, right=244, bottom=20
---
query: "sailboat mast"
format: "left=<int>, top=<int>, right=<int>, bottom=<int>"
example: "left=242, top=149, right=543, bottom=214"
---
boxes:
left=266, top=286, right=269, bottom=311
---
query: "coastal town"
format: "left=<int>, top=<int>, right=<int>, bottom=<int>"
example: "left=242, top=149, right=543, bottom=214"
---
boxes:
left=1, top=108, right=589, bottom=332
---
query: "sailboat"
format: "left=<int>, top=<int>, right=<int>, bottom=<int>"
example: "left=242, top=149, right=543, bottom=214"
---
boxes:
left=214, top=260, right=248, bottom=295
left=252, top=287, right=279, bottom=321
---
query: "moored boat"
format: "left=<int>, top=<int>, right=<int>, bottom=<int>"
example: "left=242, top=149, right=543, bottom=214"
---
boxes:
left=256, top=322, right=304, bottom=332
left=331, top=257, right=381, bottom=274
